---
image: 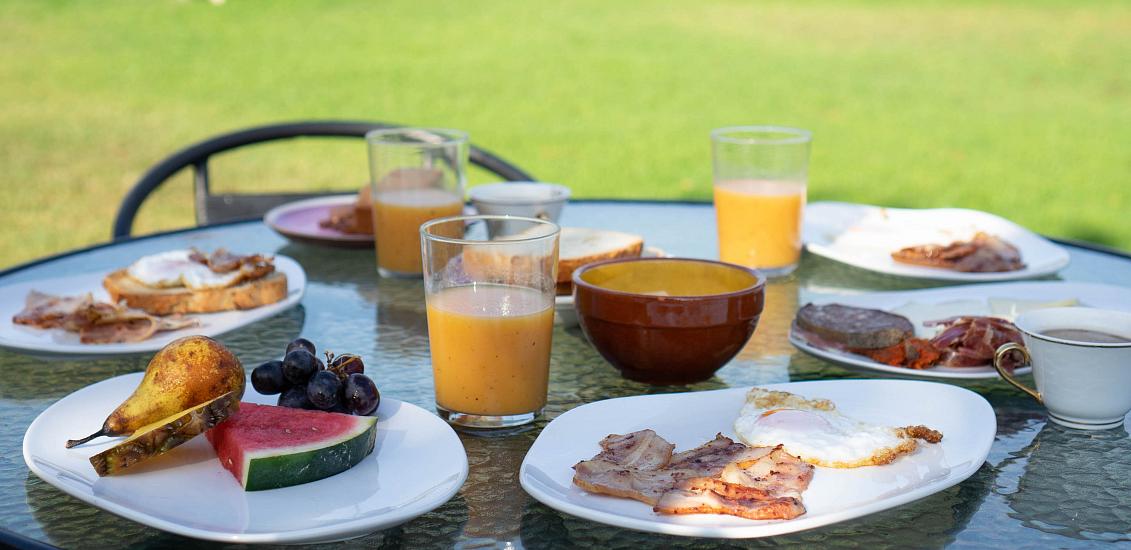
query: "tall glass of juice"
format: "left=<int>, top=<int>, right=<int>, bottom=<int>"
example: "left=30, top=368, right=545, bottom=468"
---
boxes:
left=367, top=128, right=468, bottom=278
left=420, top=214, right=560, bottom=430
left=711, top=126, right=812, bottom=277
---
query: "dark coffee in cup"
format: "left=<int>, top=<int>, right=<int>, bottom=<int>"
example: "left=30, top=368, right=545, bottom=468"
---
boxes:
left=1040, top=329, right=1131, bottom=344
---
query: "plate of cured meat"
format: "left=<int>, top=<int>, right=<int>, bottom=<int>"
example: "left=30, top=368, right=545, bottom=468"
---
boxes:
left=0, top=249, right=306, bottom=355
left=802, top=202, right=1070, bottom=281
left=264, top=194, right=375, bottom=248
left=788, top=281, right=1131, bottom=379
left=520, top=379, right=995, bottom=538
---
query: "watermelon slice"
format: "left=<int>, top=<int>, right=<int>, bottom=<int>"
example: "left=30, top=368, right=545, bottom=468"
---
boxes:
left=206, top=402, right=377, bottom=491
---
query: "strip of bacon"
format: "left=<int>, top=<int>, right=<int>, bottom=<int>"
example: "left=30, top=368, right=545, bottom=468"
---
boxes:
left=13, top=291, right=199, bottom=344
left=892, top=232, right=1024, bottom=273
left=653, top=489, right=806, bottom=521
left=573, top=431, right=814, bottom=520
left=188, top=248, right=275, bottom=277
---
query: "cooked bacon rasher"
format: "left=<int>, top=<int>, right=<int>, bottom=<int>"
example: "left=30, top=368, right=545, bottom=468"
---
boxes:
left=13, top=291, right=198, bottom=344
left=892, top=232, right=1024, bottom=273
left=572, top=430, right=814, bottom=521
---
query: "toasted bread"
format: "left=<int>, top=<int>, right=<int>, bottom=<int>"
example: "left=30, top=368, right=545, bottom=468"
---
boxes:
left=557, top=227, right=644, bottom=292
left=103, top=270, right=288, bottom=316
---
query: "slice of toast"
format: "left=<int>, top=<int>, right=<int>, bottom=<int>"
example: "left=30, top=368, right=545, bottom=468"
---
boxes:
left=103, top=270, right=288, bottom=316
left=558, top=227, right=644, bottom=288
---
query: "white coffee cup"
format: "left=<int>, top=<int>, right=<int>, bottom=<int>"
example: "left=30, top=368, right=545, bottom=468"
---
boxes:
left=994, top=307, right=1131, bottom=430
left=468, top=182, right=570, bottom=221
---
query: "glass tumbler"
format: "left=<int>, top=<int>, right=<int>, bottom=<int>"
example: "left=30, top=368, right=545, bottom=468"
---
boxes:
left=420, top=215, right=560, bottom=430
left=366, top=128, right=468, bottom=278
left=712, top=126, right=812, bottom=277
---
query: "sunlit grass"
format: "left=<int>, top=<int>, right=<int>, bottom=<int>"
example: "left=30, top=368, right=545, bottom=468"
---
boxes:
left=1, top=0, right=1128, bottom=267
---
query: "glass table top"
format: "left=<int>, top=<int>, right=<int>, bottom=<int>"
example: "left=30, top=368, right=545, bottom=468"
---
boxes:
left=2, top=200, right=1130, bottom=548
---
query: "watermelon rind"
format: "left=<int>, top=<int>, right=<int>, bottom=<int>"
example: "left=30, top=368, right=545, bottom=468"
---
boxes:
left=241, top=415, right=377, bottom=491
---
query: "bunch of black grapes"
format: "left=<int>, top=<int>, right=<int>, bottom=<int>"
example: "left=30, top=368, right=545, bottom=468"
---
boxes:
left=251, top=338, right=380, bottom=416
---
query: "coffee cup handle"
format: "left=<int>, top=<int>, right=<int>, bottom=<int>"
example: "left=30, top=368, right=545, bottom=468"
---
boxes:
left=993, top=343, right=1042, bottom=403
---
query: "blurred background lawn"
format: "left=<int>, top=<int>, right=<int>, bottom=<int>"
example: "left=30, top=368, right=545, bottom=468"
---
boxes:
left=1, top=0, right=1128, bottom=268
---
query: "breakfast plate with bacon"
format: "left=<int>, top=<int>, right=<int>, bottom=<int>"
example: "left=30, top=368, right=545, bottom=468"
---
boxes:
left=0, top=249, right=306, bottom=355
left=520, top=379, right=994, bottom=538
left=802, top=202, right=1070, bottom=281
left=789, top=281, right=1131, bottom=379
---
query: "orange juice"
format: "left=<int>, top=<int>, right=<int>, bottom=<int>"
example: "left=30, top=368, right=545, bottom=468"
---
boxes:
left=372, top=188, right=463, bottom=275
left=426, top=284, right=553, bottom=416
left=714, top=179, right=805, bottom=271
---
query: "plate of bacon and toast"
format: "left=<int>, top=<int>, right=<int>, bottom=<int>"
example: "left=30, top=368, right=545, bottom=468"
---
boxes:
left=788, top=281, right=1131, bottom=379
left=802, top=202, right=1070, bottom=281
left=520, top=379, right=995, bottom=538
left=0, top=249, right=306, bottom=355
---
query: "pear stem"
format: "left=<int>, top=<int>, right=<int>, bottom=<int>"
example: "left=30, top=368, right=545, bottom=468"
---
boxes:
left=65, top=428, right=107, bottom=448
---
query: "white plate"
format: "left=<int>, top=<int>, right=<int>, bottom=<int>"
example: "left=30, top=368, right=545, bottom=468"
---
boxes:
left=802, top=202, right=1070, bottom=281
left=0, top=256, right=306, bottom=356
left=23, top=373, right=468, bottom=544
left=791, top=281, right=1131, bottom=379
left=520, top=379, right=994, bottom=538
left=555, top=247, right=668, bottom=327
left=264, top=195, right=374, bottom=248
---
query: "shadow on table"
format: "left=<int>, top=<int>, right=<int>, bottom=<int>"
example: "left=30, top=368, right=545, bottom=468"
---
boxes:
left=1003, top=423, right=1131, bottom=542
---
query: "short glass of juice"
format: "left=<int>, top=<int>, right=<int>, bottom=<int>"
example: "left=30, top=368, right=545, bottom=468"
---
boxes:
left=366, top=128, right=468, bottom=278
left=420, top=214, right=560, bottom=430
left=711, top=126, right=812, bottom=277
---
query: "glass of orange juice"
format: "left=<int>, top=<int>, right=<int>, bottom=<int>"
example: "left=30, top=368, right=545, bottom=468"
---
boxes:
left=366, top=128, right=468, bottom=278
left=420, top=214, right=560, bottom=430
left=711, top=126, right=812, bottom=277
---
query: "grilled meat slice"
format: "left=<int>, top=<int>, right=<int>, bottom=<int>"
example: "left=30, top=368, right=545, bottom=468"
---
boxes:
left=653, top=489, right=806, bottom=521
left=573, top=432, right=814, bottom=520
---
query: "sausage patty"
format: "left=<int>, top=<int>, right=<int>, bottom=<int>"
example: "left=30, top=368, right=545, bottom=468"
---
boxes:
left=795, top=303, right=913, bottom=350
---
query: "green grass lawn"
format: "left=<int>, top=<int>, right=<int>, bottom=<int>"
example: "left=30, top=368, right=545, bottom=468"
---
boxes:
left=1, top=0, right=1128, bottom=268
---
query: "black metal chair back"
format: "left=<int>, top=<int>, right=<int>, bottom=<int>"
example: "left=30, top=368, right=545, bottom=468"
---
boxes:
left=111, top=120, right=535, bottom=239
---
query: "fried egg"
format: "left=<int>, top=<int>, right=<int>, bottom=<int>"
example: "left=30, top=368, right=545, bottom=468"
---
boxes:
left=733, top=388, right=942, bottom=468
left=127, top=250, right=243, bottom=290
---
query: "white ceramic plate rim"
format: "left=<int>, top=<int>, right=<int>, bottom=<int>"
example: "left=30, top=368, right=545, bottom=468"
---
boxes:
left=789, top=281, right=1131, bottom=379
left=0, top=256, right=307, bottom=356
left=23, top=373, right=469, bottom=544
left=519, top=380, right=995, bottom=538
left=263, top=195, right=374, bottom=244
left=802, top=202, right=1070, bottom=281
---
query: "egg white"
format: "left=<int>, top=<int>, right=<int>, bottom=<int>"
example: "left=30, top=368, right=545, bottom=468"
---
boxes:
left=127, top=250, right=243, bottom=290
left=734, top=388, right=922, bottom=468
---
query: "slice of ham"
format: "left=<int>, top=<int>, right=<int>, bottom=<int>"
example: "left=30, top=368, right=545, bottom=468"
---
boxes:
left=927, top=316, right=1023, bottom=369
left=573, top=431, right=814, bottom=520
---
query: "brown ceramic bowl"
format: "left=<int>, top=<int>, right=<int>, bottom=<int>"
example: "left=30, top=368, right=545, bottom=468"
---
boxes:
left=572, top=257, right=765, bottom=384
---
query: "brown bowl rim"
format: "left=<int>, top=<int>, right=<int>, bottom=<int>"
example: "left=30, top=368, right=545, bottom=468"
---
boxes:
left=572, top=257, right=766, bottom=302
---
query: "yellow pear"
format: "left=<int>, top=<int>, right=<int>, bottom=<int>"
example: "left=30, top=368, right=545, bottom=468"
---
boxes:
left=66, top=335, right=245, bottom=448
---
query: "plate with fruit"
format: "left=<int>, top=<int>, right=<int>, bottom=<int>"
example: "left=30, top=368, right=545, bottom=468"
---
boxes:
left=23, top=336, right=469, bottom=544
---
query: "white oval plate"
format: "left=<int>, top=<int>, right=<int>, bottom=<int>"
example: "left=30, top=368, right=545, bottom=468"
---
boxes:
left=803, top=202, right=1070, bottom=281
left=791, top=281, right=1131, bottom=379
left=0, top=256, right=306, bottom=356
left=24, top=373, right=468, bottom=544
left=520, top=379, right=994, bottom=538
